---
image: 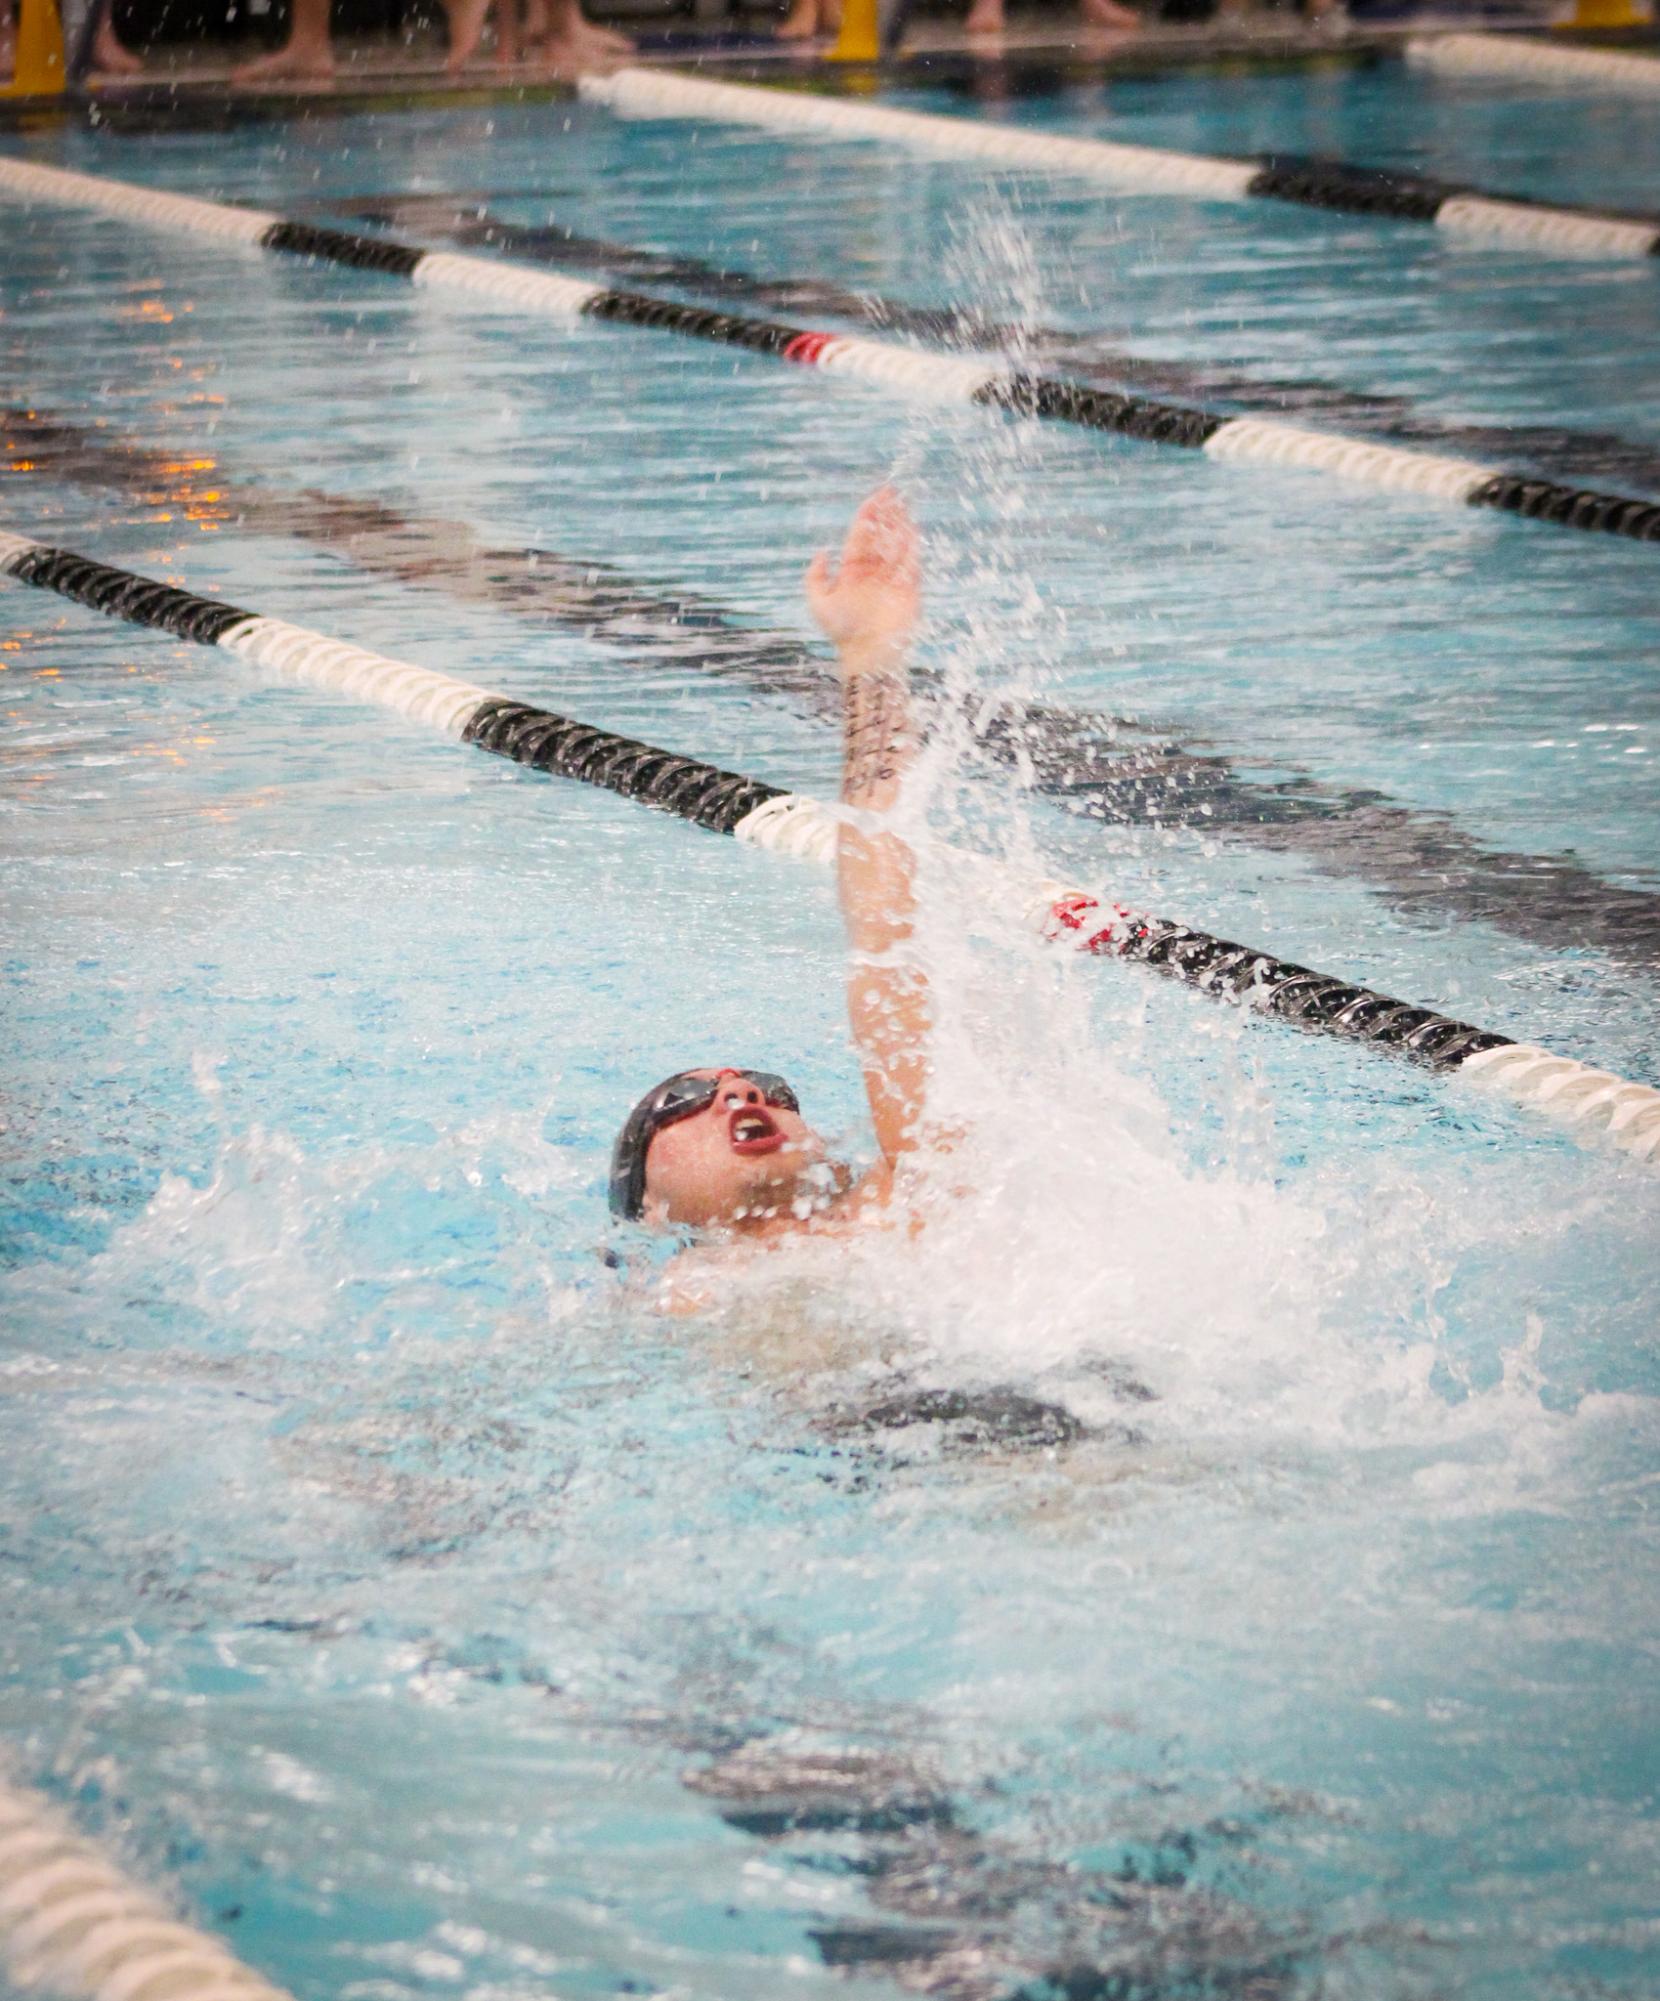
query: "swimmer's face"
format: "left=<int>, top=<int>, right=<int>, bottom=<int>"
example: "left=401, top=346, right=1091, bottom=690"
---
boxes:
left=642, top=1068, right=824, bottom=1230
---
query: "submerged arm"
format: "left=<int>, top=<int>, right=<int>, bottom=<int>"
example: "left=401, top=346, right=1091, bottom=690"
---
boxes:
left=805, top=488, right=930, bottom=1172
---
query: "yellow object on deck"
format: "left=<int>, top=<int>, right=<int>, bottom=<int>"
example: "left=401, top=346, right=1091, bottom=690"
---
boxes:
left=1, top=0, right=65, bottom=95
left=1557, top=0, right=1651, bottom=24
left=830, top=0, right=881, bottom=63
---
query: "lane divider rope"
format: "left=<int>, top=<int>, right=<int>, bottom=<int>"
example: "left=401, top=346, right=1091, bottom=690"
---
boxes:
left=4, top=529, right=1656, bottom=1169
left=1406, top=31, right=1660, bottom=98
left=577, top=66, right=1660, bottom=262
left=0, top=1774, right=294, bottom=2001
left=333, top=191, right=1660, bottom=494
left=12, top=404, right=1659, bottom=973
left=2, top=158, right=1658, bottom=548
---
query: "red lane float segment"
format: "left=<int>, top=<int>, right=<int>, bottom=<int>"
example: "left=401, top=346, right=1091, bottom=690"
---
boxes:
left=1046, top=892, right=1134, bottom=955
left=782, top=330, right=842, bottom=366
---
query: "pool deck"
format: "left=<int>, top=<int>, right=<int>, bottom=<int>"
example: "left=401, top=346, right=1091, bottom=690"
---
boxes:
left=3, top=10, right=1656, bottom=129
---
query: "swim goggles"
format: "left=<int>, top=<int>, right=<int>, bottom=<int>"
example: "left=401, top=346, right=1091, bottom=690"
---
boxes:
left=608, top=1069, right=802, bottom=1221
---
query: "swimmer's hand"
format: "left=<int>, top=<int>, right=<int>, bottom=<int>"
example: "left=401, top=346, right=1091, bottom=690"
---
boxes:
left=805, top=486, right=920, bottom=672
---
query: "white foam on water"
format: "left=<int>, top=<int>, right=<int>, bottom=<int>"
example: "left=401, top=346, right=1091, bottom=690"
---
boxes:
left=11, top=1096, right=590, bottom=1358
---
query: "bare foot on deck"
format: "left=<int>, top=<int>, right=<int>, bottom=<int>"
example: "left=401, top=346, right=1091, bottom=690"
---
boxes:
left=965, top=0, right=1004, bottom=37
left=90, top=17, right=145, bottom=73
left=231, top=36, right=336, bottom=82
left=528, top=10, right=633, bottom=73
left=1080, top=0, right=1138, bottom=25
left=777, top=0, right=822, bottom=38
left=443, top=0, right=495, bottom=70
left=578, top=15, right=635, bottom=54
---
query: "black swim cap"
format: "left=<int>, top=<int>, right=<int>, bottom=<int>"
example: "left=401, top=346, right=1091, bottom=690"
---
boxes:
left=609, top=1070, right=801, bottom=1222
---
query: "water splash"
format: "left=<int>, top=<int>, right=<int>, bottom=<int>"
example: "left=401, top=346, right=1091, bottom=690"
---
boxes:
left=670, top=191, right=1659, bottom=1531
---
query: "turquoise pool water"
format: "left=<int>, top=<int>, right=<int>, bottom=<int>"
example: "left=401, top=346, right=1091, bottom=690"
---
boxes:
left=2, top=56, right=1658, bottom=2001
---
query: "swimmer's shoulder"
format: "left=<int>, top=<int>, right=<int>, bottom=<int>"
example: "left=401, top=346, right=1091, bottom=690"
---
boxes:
left=644, top=1157, right=948, bottom=1316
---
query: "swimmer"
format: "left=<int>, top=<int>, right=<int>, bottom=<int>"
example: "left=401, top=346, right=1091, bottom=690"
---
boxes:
left=609, top=487, right=933, bottom=1257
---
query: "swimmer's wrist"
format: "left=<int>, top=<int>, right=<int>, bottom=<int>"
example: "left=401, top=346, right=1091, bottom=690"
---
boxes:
left=838, top=631, right=913, bottom=679
left=840, top=659, right=914, bottom=801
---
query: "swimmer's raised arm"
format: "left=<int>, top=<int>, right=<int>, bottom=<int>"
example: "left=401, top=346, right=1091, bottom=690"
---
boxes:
left=805, top=488, right=930, bottom=1177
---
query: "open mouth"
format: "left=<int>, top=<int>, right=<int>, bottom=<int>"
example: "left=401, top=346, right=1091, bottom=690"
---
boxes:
left=727, top=1104, right=785, bottom=1155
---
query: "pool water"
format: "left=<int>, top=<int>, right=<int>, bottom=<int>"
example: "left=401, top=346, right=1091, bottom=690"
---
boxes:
left=3, top=54, right=1659, bottom=2001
